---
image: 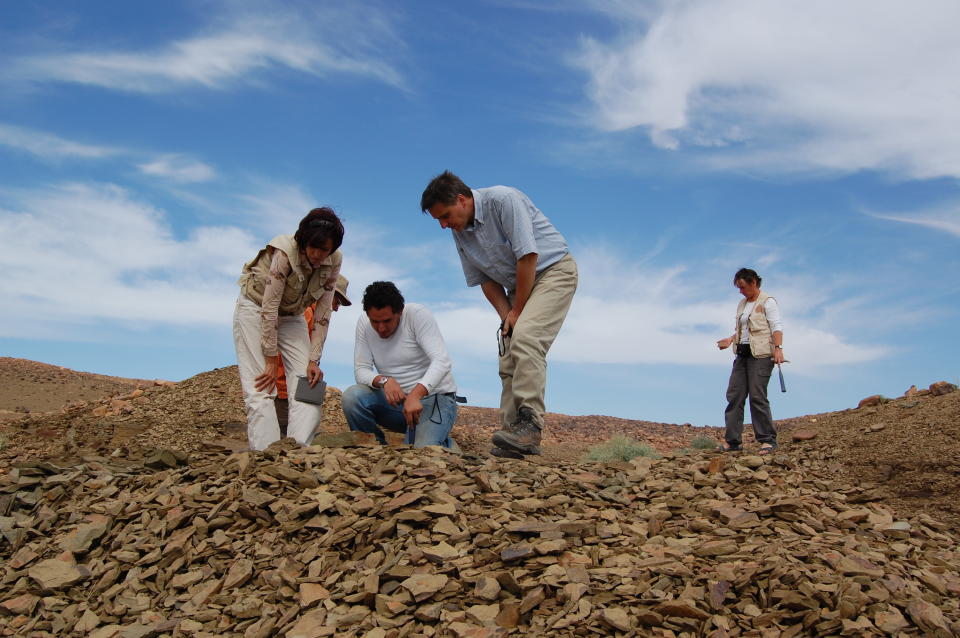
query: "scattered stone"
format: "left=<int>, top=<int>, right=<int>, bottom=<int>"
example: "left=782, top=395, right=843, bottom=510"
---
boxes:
left=858, top=395, right=884, bottom=408
left=28, top=558, right=90, bottom=590
left=601, top=607, right=633, bottom=632
left=930, top=381, right=957, bottom=396
left=792, top=428, right=817, bottom=441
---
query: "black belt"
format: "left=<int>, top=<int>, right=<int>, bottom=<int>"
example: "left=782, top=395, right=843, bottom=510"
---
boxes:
left=736, top=344, right=752, bottom=357
left=439, top=392, right=467, bottom=404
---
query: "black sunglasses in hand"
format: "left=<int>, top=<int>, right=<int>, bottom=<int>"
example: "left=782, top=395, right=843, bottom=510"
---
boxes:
left=497, top=319, right=513, bottom=357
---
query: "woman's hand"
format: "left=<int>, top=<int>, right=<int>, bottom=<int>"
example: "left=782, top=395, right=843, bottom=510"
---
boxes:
left=716, top=337, right=733, bottom=350
left=307, top=360, right=324, bottom=386
left=255, top=357, right=280, bottom=393
left=773, top=348, right=785, bottom=364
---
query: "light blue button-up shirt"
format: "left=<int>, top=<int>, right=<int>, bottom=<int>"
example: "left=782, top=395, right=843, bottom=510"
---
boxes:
left=453, top=186, right=569, bottom=293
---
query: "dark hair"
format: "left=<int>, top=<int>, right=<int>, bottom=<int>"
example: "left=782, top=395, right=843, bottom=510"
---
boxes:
left=294, top=207, right=344, bottom=252
left=734, top=268, right=762, bottom=287
left=420, top=170, right=472, bottom=212
left=363, top=281, right=405, bottom=313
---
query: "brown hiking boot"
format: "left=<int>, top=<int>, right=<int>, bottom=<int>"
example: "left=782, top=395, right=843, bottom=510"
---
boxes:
left=491, top=407, right=542, bottom=455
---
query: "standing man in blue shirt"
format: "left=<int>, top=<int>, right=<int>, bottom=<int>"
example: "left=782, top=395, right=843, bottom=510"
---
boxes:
left=421, top=171, right=578, bottom=458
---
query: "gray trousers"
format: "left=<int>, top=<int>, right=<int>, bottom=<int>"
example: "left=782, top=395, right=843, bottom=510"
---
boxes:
left=724, top=355, right=777, bottom=446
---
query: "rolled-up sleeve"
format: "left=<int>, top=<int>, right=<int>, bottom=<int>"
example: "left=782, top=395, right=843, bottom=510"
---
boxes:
left=764, top=298, right=784, bottom=333
left=411, top=307, right=452, bottom=393
left=353, top=317, right=378, bottom=387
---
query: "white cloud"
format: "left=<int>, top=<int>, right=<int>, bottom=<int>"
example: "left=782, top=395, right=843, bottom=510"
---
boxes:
left=422, top=244, right=888, bottom=374
left=9, top=6, right=406, bottom=93
left=138, top=154, right=216, bottom=183
left=869, top=207, right=960, bottom=239
left=575, top=0, right=960, bottom=179
left=0, top=180, right=889, bottom=375
left=0, top=123, right=118, bottom=160
left=0, top=183, right=256, bottom=332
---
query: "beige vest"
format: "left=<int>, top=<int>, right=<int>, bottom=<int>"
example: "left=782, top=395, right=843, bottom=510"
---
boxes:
left=734, top=291, right=775, bottom=358
left=238, top=235, right=342, bottom=315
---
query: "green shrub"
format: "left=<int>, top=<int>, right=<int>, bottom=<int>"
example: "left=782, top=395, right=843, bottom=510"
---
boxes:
left=689, top=436, right=718, bottom=450
left=584, top=434, right=660, bottom=463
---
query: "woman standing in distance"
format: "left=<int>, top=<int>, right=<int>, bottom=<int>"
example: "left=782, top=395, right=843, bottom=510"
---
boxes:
left=716, top=268, right=784, bottom=455
left=234, top=208, right=344, bottom=450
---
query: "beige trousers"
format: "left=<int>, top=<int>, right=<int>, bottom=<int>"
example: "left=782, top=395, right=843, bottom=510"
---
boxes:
left=233, top=296, right=321, bottom=450
left=499, top=255, right=578, bottom=429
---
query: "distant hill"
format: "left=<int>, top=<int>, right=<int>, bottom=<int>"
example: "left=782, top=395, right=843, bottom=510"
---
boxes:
left=0, top=357, right=157, bottom=422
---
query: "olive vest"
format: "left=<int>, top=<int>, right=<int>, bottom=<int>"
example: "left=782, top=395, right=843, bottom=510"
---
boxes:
left=734, top=291, right=775, bottom=358
left=238, top=235, right=342, bottom=316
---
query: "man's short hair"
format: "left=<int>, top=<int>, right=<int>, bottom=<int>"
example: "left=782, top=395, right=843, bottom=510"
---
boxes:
left=363, top=281, right=405, bottom=313
left=420, top=170, right=472, bottom=212
left=734, top=267, right=762, bottom=287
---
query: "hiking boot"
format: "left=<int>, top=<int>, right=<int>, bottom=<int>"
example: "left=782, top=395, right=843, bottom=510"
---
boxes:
left=492, top=407, right=542, bottom=455
left=490, top=446, right=525, bottom=459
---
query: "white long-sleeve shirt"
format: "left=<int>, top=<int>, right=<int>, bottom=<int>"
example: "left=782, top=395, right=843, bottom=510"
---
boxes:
left=354, top=303, right=457, bottom=395
left=738, top=297, right=783, bottom=344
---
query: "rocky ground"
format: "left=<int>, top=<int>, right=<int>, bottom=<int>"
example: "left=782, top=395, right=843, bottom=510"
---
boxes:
left=0, top=358, right=958, bottom=637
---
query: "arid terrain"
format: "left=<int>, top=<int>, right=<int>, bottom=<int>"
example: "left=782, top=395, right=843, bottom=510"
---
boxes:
left=0, top=357, right=958, bottom=636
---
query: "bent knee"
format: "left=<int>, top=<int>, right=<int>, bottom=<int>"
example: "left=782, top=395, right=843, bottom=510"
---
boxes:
left=341, top=384, right=371, bottom=409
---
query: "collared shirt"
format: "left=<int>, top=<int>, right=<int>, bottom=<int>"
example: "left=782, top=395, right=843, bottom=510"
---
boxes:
left=354, top=303, right=457, bottom=395
left=452, top=186, right=568, bottom=293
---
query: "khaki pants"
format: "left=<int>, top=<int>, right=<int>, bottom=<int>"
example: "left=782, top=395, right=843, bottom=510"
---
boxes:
left=233, top=296, right=321, bottom=450
left=499, top=255, right=578, bottom=429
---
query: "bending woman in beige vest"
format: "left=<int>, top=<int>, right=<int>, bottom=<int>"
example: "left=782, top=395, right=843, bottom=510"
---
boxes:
left=234, top=208, right=344, bottom=450
left=716, top=267, right=785, bottom=455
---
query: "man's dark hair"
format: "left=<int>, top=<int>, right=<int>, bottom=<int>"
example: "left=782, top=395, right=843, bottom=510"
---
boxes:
left=363, top=281, right=405, bottom=313
left=295, top=207, right=344, bottom=252
left=420, top=170, right=472, bottom=212
left=734, top=267, right=762, bottom=287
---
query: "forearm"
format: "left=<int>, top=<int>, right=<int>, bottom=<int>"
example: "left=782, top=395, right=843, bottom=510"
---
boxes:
left=772, top=330, right=783, bottom=347
left=511, top=253, right=538, bottom=315
left=407, top=383, right=428, bottom=402
left=481, top=280, right=512, bottom=319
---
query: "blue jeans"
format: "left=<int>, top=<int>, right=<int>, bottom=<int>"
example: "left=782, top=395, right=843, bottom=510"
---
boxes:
left=341, top=385, right=458, bottom=449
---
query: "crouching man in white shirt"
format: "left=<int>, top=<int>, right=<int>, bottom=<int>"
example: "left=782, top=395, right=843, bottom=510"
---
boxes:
left=342, top=281, right=460, bottom=449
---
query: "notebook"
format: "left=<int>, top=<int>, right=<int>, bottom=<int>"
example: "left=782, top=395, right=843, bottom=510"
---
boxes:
left=294, top=376, right=327, bottom=406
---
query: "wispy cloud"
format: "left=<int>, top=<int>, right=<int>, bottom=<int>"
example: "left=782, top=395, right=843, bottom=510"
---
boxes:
left=6, top=5, right=407, bottom=94
left=0, top=121, right=217, bottom=184
left=0, top=123, right=118, bottom=160
left=573, top=0, right=960, bottom=180
left=138, top=154, right=216, bottom=183
left=869, top=206, right=960, bottom=239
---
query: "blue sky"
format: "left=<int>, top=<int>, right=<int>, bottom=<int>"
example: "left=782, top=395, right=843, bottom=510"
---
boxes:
left=2, top=0, right=958, bottom=428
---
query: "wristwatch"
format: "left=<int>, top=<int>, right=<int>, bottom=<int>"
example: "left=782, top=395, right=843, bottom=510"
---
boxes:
left=774, top=345, right=783, bottom=350
left=376, top=376, right=389, bottom=388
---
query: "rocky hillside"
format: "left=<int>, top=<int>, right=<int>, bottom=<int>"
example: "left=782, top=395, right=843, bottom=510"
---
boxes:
left=0, top=360, right=958, bottom=636
left=0, top=358, right=155, bottom=424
